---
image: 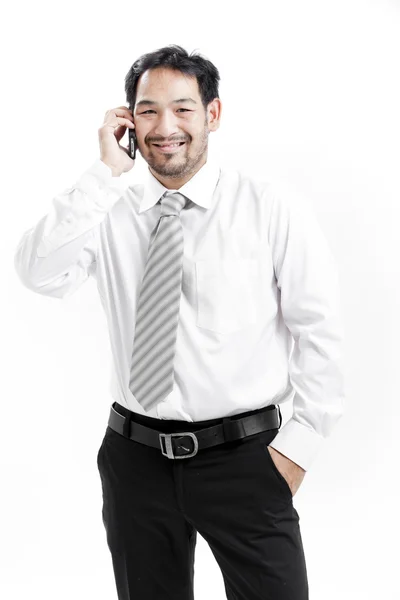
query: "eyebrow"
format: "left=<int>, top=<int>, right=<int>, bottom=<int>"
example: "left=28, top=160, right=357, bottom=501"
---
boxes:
left=136, top=97, right=197, bottom=108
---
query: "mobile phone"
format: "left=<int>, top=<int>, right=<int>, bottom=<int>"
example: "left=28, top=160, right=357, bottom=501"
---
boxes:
left=128, top=127, right=137, bottom=160
left=127, top=103, right=137, bottom=159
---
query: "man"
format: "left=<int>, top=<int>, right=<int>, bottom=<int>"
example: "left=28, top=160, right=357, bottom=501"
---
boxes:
left=14, top=44, right=345, bottom=599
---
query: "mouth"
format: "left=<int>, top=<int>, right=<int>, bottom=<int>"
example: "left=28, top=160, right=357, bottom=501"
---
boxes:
left=152, top=142, right=186, bottom=153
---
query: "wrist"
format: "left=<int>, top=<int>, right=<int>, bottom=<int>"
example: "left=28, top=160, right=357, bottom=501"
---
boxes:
left=100, top=159, right=121, bottom=178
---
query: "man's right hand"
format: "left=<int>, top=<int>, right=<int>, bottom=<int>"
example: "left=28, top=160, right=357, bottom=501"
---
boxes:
left=98, top=106, right=136, bottom=177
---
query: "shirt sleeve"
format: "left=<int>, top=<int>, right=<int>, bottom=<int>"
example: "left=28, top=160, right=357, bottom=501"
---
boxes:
left=266, top=182, right=346, bottom=471
left=14, top=158, right=129, bottom=299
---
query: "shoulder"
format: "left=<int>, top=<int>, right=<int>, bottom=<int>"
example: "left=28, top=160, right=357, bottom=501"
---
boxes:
left=217, top=163, right=275, bottom=200
left=218, top=163, right=309, bottom=212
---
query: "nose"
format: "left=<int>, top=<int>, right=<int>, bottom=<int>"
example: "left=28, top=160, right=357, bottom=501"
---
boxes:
left=151, top=111, right=181, bottom=140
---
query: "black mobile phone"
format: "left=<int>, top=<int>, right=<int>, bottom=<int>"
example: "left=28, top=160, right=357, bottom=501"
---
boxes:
left=127, top=103, right=137, bottom=159
left=128, top=127, right=137, bottom=160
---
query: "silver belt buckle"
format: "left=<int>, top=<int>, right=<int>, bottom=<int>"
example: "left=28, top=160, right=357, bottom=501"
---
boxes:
left=159, top=432, right=199, bottom=459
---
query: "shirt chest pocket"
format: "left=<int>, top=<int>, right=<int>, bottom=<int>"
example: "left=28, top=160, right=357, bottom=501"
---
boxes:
left=195, top=258, right=263, bottom=334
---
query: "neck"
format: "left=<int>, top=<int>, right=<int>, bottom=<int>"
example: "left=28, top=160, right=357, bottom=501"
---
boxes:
left=149, top=155, right=208, bottom=189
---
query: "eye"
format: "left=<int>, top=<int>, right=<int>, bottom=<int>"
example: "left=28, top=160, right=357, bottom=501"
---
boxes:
left=140, top=109, right=190, bottom=114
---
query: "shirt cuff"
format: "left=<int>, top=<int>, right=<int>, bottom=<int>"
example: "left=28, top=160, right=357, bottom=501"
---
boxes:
left=73, top=158, right=130, bottom=209
left=268, top=416, right=325, bottom=471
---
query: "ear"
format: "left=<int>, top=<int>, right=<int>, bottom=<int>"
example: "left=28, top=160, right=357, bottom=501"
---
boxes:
left=207, top=98, right=222, bottom=132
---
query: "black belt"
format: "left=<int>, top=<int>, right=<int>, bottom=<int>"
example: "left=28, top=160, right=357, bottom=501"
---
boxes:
left=107, top=402, right=282, bottom=460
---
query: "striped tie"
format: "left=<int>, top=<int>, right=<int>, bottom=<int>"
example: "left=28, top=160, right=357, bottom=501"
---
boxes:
left=129, top=191, right=188, bottom=411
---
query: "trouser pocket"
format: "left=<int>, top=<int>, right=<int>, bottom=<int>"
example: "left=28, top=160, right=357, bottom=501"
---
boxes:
left=258, top=429, right=293, bottom=501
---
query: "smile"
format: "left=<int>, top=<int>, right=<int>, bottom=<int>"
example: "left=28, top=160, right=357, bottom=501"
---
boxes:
left=152, top=142, right=186, bottom=153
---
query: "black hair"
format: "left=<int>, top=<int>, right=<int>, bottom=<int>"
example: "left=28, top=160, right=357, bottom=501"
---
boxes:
left=124, top=44, right=220, bottom=113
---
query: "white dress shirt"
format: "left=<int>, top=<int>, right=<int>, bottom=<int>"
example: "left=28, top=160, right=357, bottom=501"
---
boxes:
left=14, top=156, right=345, bottom=471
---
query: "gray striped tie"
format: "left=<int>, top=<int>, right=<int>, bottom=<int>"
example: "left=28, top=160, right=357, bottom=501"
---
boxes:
left=129, top=191, right=188, bottom=411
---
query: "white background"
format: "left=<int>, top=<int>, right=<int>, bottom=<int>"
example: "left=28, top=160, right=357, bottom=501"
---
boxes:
left=3, top=0, right=399, bottom=598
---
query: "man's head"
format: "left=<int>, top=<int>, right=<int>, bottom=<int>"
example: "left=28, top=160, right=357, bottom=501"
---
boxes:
left=124, top=45, right=222, bottom=188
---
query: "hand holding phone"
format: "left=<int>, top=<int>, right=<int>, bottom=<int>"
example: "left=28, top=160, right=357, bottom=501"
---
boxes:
left=98, top=106, right=137, bottom=177
left=128, top=126, right=137, bottom=160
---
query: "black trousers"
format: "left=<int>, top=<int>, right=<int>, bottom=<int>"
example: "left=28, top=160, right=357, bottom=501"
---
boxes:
left=97, top=402, right=309, bottom=600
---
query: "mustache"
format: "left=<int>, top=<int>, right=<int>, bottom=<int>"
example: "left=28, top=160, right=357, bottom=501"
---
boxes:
left=148, top=138, right=188, bottom=144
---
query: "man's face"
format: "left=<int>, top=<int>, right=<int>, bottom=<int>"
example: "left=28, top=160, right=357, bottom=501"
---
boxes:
left=133, top=67, right=220, bottom=183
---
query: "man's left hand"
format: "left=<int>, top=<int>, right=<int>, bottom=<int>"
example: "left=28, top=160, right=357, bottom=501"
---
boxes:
left=267, top=446, right=306, bottom=496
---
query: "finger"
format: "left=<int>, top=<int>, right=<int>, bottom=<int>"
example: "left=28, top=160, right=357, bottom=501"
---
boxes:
left=104, top=117, right=135, bottom=131
left=105, top=116, right=135, bottom=137
left=114, top=124, right=133, bottom=143
left=113, top=107, right=133, bottom=116
left=105, top=107, right=134, bottom=121
left=119, top=145, right=130, bottom=156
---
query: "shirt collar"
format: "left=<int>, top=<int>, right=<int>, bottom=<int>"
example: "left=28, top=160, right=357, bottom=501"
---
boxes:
left=138, top=156, right=221, bottom=214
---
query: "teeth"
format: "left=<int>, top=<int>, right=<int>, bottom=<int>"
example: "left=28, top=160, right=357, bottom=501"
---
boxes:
left=156, top=143, right=182, bottom=147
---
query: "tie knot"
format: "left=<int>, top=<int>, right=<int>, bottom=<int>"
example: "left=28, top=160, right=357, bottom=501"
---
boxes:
left=160, top=192, right=187, bottom=217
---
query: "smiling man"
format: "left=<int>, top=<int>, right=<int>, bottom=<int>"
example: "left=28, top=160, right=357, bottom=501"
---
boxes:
left=14, top=44, right=345, bottom=600
left=131, top=63, right=220, bottom=188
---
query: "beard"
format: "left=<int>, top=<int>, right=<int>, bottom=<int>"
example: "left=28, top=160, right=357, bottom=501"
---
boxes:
left=142, top=123, right=209, bottom=180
